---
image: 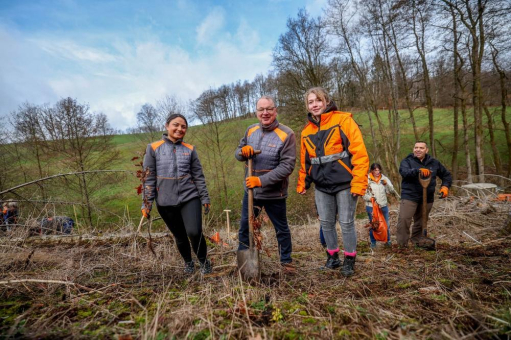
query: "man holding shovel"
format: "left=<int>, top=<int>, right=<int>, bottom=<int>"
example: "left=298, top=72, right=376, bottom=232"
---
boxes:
left=235, top=95, right=296, bottom=272
left=397, top=141, right=452, bottom=248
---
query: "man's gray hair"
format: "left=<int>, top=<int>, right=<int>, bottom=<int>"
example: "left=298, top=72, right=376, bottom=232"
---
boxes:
left=256, top=95, right=276, bottom=107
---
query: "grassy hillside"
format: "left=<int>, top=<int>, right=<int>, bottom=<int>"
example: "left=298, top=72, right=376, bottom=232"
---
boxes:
left=2, top=107, right=510, bottom=231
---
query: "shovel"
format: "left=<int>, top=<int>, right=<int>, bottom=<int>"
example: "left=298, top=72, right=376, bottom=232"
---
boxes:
left=418, top=173, right=435, bottom=250
left=237, top=150, right=261, bottom=282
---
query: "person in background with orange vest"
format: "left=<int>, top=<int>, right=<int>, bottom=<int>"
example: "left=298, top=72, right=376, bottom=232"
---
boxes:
left=297, top=87, right=369, bottom=277
left=363, top=163, right=399, bottom=249
left=142, top=113, right=212, bottom=275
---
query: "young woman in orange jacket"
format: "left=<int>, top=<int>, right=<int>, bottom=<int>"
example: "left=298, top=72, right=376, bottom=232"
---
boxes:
left=297, top=87, right=369, bottom=276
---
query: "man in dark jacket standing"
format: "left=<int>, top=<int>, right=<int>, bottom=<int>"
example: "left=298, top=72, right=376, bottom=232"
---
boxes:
left=397, top=141, right=452, bottom=248
left=235, top=95, right=296, bottom=268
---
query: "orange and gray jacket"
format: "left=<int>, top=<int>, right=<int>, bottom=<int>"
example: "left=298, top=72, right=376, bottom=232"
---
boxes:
left=235, top=119, right=296, bottom=200
left=297, top=103, right=369, bottom=195
left=143, top=134, right=210, bottom=207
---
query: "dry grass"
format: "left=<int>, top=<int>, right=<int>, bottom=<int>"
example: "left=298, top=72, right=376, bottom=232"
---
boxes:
left=1, top=196, right=510, bottom=339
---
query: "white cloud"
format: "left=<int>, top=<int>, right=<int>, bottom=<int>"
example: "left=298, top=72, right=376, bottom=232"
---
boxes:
left=0, top=19, right=273, bottom=131
left=235, top=19, right=260, bottom=52
left=195, top=7, right=226, bottom=45
left=32, top=39, right=117, bottom=63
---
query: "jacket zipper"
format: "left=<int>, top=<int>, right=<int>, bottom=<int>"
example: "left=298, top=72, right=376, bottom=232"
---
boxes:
left=172, top=145, right=179, bottom=204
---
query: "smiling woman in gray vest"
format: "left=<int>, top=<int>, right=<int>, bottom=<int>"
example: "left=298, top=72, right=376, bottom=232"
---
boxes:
left=142, top=114, right=212, bottom=275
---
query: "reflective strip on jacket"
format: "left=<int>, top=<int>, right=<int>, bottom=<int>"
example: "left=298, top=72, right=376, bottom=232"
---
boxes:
left=297, top=110, right=369, bottom=195
left=143, top=134, right=210, bottom=207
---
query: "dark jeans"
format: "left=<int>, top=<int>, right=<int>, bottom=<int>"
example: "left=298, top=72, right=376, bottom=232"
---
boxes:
left=366, top=205, right=391, bottom=244
left=157, top=198, right=207, bottom=263
left=396, top=199, right=433, bottom=247
left=238, top=192, right=292, bottom=263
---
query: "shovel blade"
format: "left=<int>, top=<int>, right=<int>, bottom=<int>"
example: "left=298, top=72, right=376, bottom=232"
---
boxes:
left=416, top=236, right=436, bottom=250
left=237, top=248, right=260, bottom=282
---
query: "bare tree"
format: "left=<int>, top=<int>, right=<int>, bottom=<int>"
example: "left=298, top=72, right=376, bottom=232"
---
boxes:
left=11, top=103, right=49, bottom=185
left=273, top=8, right=333, bottom=118
left=441, top=0, right=487, bottom=181
left=409, top=0, right=437, bottom=157
left=191, top=89, right=232, bottom=210
left=157, top=95, right=186, bottom=122
left=486, top=10, right=511, bottom=178
left=41, top=97, right=118, bottom=226
left=327, top=0, right=401, bottom=183
left=0, top=126, right=17, bottom=192
left=137, top=103, right=161, bottom=141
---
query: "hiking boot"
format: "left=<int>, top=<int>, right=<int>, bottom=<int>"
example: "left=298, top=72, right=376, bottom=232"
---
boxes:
left=281, top=262, right=296, bottom=274
left=340, top=256, right=356, bottom=277
left=370, top=242, right=377, bottom=250
left=199, top=259, right=212, bottom=274
left=184, top=261, right=195, bottom=274
left=322, top=251, right=341, bottom=270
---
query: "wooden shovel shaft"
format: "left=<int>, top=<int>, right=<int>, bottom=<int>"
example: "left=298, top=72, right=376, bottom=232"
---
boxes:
left=419, top=174, right=432, bottom=235
left=248, top=157, right=254, bottom=249
left=246, top=150, right=261, bottom=250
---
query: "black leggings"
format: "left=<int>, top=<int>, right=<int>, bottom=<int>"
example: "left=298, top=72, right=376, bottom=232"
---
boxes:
left=157, top=198, right=207, bottom=263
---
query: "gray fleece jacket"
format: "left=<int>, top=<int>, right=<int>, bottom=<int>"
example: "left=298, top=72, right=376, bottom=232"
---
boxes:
left=235, top=119, right=296, bottom=200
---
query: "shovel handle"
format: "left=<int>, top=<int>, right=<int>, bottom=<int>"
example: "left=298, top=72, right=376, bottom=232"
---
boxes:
left=419, top=173, right=431, bottom=236
left=246, top=150, right=261, bottom=249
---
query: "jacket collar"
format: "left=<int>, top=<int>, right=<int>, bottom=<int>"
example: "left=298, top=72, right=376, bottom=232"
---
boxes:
left=369, top=173, right=381, bottom=183
left=260, top=118, right=279, bottom=131
left=163, top=133, right=183, bottom=144
left=408, top=152, right=431, bottom=164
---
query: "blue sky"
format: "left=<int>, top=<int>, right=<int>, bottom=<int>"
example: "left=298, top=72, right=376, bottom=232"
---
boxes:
left=0, top=0, right=326, bottom=130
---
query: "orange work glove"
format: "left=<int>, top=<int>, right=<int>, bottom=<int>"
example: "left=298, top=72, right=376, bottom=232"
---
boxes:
left=439, top=186, right=449, bottom=199
left=203, top=203, right=211, bottom=214
left=241, top=145, right=254, bottom=159
left=141, top=207, right=151, bottom=219
left=419, top=168, right=431, bottom=177
left=246, top=176, right=262, bottom=188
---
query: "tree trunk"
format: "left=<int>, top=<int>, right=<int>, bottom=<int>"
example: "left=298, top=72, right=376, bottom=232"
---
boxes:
left=483, top=105, right=502, bottom=175
left=489, top=43, right=510, bottom=177
left=461, top=99, right=473, bottom=183
left=411, top=1, right=435, bottom=157
left=450, top=5, right=459, bottom=182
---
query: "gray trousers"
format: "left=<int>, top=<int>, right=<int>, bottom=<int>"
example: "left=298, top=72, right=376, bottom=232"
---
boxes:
left=396, top=199, right=433, bottom=246
left=315, top=188, right=358, bottom=254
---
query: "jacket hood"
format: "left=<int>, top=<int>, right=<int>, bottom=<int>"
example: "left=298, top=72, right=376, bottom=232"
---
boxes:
left=324, top=100, right=338, bottom=113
